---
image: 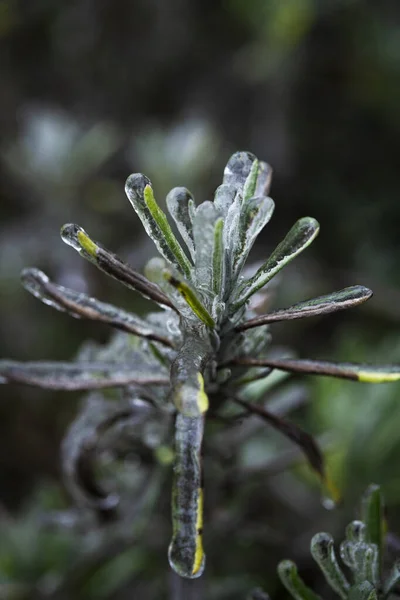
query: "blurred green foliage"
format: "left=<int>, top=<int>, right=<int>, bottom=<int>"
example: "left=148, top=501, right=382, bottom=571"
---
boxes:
left=0, top=0, right=400, bottom=598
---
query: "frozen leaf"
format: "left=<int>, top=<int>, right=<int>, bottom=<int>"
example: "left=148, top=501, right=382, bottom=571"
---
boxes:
left=238, top=286, right=373, bottom=330
left=223, top=151, right=257, bottom=191
left=61, top=223, right=176, bottom=311
left=0, top=360, right=169, bottom=390
left=21, top=268, right=174, bottom=347
left=232, top=357, right=400, bottom=383
left=233, top=195, right=275, bottom=278
left=125, top=174, right=192, bottom=278
left=311, top=533, right=350, bottom=599
left=278, top=560, right=322, bottom=600
left=193, top=201, right=219, bottom=292
left=166, top=186, right=196, bottom=260
left=233, top=217, right=320, bottom=310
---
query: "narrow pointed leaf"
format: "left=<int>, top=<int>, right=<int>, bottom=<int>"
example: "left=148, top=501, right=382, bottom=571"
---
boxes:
left=233, top=195, right=275, bottom=278
left=232, top=357, right=400, bottom=383
left=0, top=360, right=169, bottom=390
left=311, top=533, right=350, bottom=599
left=125, top=174, right=192, bottom=278
left=166, top=186, right=196, bottom=260
left=212, top=217, right=225, bottom=296
left=361, top=484, right=384, bottom=577
left=278, top=560, right=322, bottom=600
left=21, top=268, right=174, bottom=347
left=193, top=201, right=219, bottom=292
left=60, top=223, right=177, bottom=311
left=237, top=286, right=373, bottom=331
left=233, top=217, right=320, bottom=310
left=232, top=396, right=329, bottom=489
left=164, top=269, right=215, bottom=328
left=243, top=158, right=273, bottom=200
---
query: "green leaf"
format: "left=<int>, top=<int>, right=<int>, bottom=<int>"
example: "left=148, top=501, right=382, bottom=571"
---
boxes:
left=310, top=533, right=350, bottom=599
left=278, top=560, right=322, bottom=600
left=125, top=174, right=192, bottom=279
left=166, top=186, right=196, bottom=260
left=233, top=217, right=320, bottom=310
left=232, top=357, right=400, bottom=383
left=237, top=286, right=373, bottom=331
left=233, top=195, right=275, bottom=278
left=164, top=270, right=215, bottom=328
left=193, top=201, right=219, bottom=292
left=212, top=217, right=225, bottom=296
left=361, top=485, right=384, bottom=577
left=21, top=268, right=174, bottom=347
left=60, top=223, right=177, bottom=311
left=0, top=360, right=169, bottom=390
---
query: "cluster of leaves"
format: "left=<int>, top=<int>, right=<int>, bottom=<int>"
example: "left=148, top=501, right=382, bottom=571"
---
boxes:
left=271, top=485, right=400, bottom=600
left=1, top=151, right=400, bottom=589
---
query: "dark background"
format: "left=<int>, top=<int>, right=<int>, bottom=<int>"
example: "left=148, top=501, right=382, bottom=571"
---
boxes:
left=1, top=1, right=400, bottom=598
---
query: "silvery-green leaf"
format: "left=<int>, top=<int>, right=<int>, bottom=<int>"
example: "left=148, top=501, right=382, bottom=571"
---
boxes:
left=231, top=357, right=400, bottom=383
left=232, top=217, right=320, bottom=310
left=223, top=193, right=242, bottom=289
left=164, top=269, right=215, bottom=328
left=125, top=174, right=192, bottom=279
left=361, top=484, right=384, bottom=578
left=213, top=183, right=236, bottom=214
left=311, top=533, right=350, bottom=599
left=21, top=268, right=174, bottom=347
left=0, top=360, right=169, bottom=390
left=237, top=285, right=373, bottom=331
left=61, top=224, right=176, bottom=311
left=212, top=218, right=225, bottom=297
left=166, top=186, right=196, bottom=260
left=278, top=560, right=322, bottom=600
left=193, top=200, right=219, bottom=292
left=233, top=195, right=275, bottom=277
left=223, top=151, right=257, bottom=191
left=144, top=257, right=194, bottom=320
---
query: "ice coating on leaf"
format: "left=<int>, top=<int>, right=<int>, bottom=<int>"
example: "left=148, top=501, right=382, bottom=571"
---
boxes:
left=0, top=360, right=169, bottom=390
left=168, top=413, right=205, bottom=578
left=61, top=223, right=176, bottom=311
left=61, top=223, right=98, bottom=259
left=278, top=560, right=322, bottom=600
left=125, top=174, right=192, bottom=278
left=213, top=183, right=236, bottom=214
left=311, top=533, right=350, bottom=599
left=223, top=151, right=257, bottom=191
left=233, top=217, right=320, bottom=310
left=21, top=268, right=174, bottom=347
left=193, top=201, right=219, bottom=293
left=233, top=195, right=275, bottom=278
left=166, top=186, right=196, bottom=260
left=238, top=285, right=373, bottom=330
left=212, top=218, right=225, bottom=297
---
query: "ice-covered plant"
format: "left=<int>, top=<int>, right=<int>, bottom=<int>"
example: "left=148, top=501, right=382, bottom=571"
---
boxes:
left=1, top=151, right=400, bottom=580
left=277, top=485, right=400, bottom=600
